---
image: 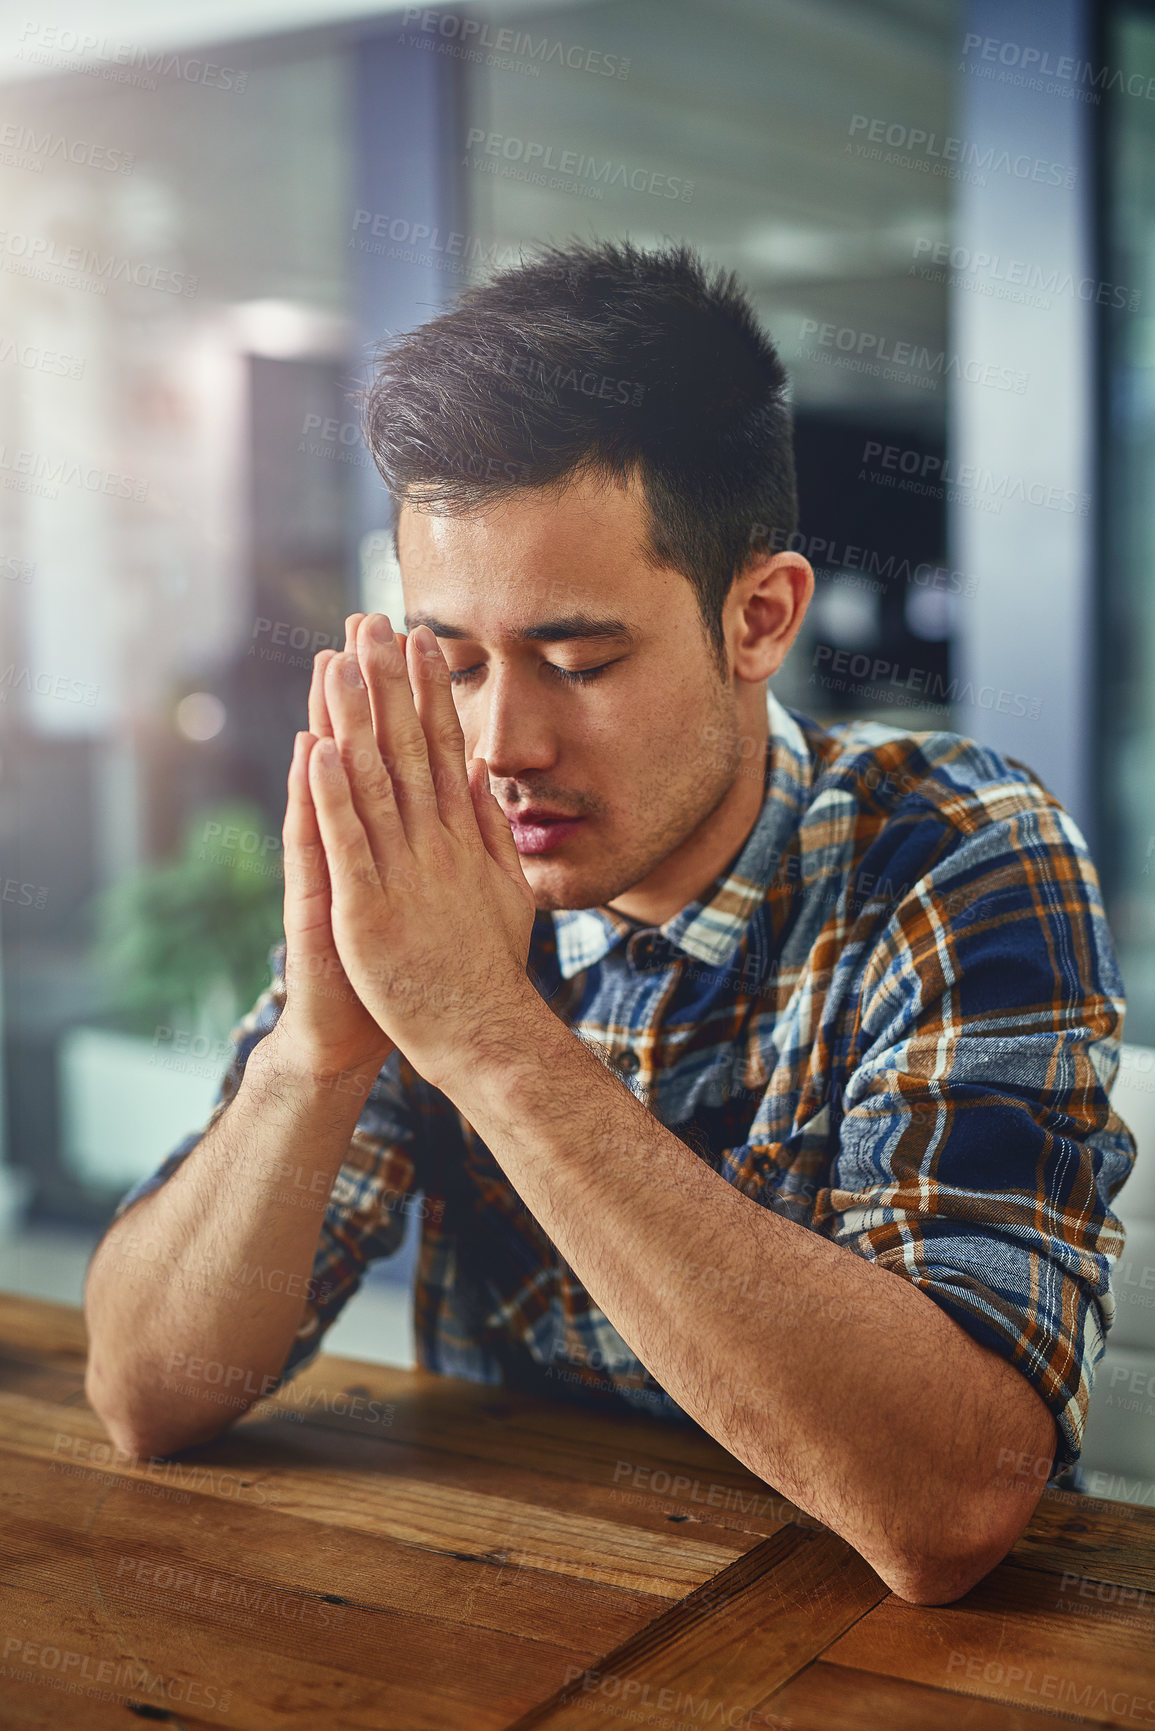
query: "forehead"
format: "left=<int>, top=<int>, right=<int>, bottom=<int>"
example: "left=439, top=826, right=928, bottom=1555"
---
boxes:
left=396, top=473, right=670, bottom=633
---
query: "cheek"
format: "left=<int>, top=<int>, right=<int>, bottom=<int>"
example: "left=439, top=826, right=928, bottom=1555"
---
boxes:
left=586, top=708, right=678, bottom=793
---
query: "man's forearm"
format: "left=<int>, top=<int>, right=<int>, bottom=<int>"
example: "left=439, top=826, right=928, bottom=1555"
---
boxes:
left=437, top=990, right=1058, bottom=1603
left=84, top=1028, right=377, bottom=1458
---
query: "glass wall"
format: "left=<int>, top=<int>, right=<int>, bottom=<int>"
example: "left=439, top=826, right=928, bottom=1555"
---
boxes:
left=0, top=0, right=960, bottom=1240
left=1101, top=3, right=1155, bottom=1046
left=0, top=30, right=359, bottom=1228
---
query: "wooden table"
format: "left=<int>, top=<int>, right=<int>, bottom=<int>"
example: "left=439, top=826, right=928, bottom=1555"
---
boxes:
left=1, top=1293, right=1153, bottom=1729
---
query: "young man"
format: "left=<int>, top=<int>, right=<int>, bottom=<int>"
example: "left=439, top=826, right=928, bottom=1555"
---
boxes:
left=84, top=240, right=1135, bottom=1605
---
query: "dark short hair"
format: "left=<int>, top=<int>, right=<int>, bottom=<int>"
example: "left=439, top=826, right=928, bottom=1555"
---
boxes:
left=362, top=238, right=797, bottom=668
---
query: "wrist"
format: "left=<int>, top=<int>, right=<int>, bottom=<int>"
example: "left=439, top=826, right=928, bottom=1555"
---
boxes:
left=423, top=978, right=555, bottom=1103
left=254, top=1024, right=392, bottom=1108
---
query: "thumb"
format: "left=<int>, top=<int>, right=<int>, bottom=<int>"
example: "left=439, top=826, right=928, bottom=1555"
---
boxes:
left=468, top=757, right=527, bottom=882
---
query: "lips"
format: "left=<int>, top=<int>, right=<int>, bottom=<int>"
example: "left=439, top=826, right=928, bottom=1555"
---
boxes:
left=503, top=809, right=586, bottom=855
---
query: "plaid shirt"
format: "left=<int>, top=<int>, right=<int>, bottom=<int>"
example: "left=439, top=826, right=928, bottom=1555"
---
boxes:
left=113, top=689, right=1136, bottom=1470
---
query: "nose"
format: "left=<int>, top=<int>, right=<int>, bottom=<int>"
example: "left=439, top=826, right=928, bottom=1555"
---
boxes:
left=467, top=664, right=559, bottom=782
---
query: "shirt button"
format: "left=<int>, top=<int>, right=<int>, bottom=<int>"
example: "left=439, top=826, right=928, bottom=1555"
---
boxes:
left=615, top=1048, right=640, bottom=1074
left=628, top=932, right=659, bottom=970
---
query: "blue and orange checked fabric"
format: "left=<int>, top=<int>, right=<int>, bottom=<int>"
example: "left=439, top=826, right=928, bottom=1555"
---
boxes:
left=112, top=688, right=1137, bottom=1471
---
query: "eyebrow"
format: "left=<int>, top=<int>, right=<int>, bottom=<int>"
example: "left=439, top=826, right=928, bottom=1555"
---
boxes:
left=404, top=611, right=637, bottom=645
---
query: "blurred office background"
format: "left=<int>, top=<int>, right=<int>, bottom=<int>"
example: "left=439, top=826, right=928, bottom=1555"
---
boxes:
left=1, top=0, right=1153, bottom=1504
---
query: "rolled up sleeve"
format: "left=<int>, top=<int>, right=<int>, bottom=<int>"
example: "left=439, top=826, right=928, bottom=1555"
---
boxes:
left=820, top=798, right=1137, bottom=1471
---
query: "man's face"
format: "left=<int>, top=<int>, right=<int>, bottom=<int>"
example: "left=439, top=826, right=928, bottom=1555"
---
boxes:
left=397, top=471, right=755, bottom=914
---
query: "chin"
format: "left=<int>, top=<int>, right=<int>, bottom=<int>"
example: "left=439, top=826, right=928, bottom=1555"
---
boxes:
left=524, top=861, right=631, bottom=914
left=525, top=871, right=587, bottom=913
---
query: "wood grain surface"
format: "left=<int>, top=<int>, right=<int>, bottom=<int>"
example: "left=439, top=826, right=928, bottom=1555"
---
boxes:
left=1, top=1293, right=1152, bottom=1729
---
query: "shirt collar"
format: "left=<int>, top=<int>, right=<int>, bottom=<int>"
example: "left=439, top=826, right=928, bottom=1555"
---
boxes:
left=551, top=687, right=815, bottom=980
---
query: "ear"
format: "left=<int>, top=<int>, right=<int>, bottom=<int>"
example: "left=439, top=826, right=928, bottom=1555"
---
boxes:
left=729, top=554, right=814, bottom=682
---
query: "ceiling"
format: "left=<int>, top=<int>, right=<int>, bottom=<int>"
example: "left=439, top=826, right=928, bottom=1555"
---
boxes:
left=465, top=0, right=959, bottom=428
left=0, top=0, right=618, bottom=83
left=1, top=0, right=959, bottom=430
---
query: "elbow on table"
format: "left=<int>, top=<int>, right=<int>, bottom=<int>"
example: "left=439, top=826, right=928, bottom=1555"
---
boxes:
left=84, top=1360, right=228, bottom=1461
left=98, top=1411, right=170, bottom=1462
left=878, top=1516, right=1025, bottom=1607
left=881, top=1548, right=992, bottom=1607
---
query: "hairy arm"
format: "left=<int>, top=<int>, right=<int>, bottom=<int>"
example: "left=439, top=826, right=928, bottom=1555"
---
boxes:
left=439, top=998, right=1057, bottom=1606
left=84, top=1034, right=382, bottom=1458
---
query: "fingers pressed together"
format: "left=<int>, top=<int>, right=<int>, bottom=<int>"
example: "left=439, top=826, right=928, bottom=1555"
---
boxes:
left=299, top=612, right=490, bottom=881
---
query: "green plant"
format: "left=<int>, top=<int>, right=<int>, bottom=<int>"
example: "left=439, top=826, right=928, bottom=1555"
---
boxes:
left=92, top=798, right=285, bottom=1040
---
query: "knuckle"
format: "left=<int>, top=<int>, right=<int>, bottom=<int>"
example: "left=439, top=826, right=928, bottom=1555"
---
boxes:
left=348, top=744, right=380, bottom=775
left=427, top=836, right=455, bottom=875
left=389, top=742, right=431, bottom=783
left=361, top=774, right=395, bottom=813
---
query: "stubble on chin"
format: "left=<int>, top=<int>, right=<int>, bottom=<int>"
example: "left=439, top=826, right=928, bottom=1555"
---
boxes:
left=520, top=682, right=744, bottom=916
left=522, top=860, right=633, bottom=915
left=522, top=779, right=734, bottom=916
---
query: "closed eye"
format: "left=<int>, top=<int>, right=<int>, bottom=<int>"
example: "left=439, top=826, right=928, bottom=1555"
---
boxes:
left=447, top=661, right=615, bottom=687
left=550, top=662, right=613, bottom=686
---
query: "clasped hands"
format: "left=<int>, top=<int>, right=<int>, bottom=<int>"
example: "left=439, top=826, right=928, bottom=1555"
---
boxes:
left=278, top=610, right=537, bottom=1095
